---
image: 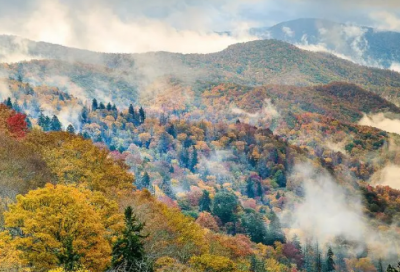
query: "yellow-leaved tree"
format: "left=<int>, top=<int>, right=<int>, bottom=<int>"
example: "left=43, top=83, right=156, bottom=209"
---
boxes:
left=1, top=184, right=123, bottom=272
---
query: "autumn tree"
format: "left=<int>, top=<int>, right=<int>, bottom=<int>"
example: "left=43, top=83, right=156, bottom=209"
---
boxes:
left=2, top=184, right=122, bottom=272
left=6, top=112, right=28, bottom=138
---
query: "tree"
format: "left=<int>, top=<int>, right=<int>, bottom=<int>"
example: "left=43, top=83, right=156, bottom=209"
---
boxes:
left=51, top=115, right=63, bottom=131
left=67, top=124, right=76, bottom=134
left=190, top=254, right=236, bottom=272
left=199, top=190, right=211, bottom=212
left=6, top=112, right=28, bottom=138
left=139, top=107, right=146, bottom=124
left=107, top=102, right=112, bottom=111
left=141, top=172, right=150, bottom=189
left=2, top=184, right=121, bottom=272
left=212, top=192, right=238, bottom=224
left=92, top=99, right=98, bottom=110
left=189, top=147, right=198, bottom=172
left=5, top=97, right=12, bottom=108
left=387, top=263, right=400, bottom=272
left=129, top=104, right=135, bottom=115
left=38, top=112, right=51, bottom=131
left=265, top=211, right=286, bottom=245
left=326, top=247, right=335, bottom=271
left=111, top=206, right=148, bottom=272
left=240, top=211, right=268, bottom=244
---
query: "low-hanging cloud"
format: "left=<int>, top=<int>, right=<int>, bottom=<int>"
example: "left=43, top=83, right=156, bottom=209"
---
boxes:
left=359, top=113, right=400, bottom=135
left=0, top=79, right=11, bottom=101
left=285, top=164, right=366, bottom=245
left=371, top=164, right=400, bottom=190
left=284, top=163, right=400, bottom=257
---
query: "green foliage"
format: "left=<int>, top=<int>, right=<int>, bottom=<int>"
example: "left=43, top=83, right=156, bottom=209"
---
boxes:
left=212, top=192, right=239, bottom=224
left=112, top=206, right=149, bottom=272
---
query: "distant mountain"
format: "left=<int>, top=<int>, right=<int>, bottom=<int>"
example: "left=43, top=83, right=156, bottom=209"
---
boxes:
left=2, top=38, right=400, bottom=106
left=251, top=18, right=400, bottom=69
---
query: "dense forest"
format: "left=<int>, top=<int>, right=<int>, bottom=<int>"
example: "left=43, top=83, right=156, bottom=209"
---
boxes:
left=1, top=37, right=400, bottom=272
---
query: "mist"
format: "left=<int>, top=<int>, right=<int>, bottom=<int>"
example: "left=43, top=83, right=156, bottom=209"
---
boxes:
left=0, top=0, right=257, bottom=54
left=359, top=113, right=400, bottom=135
left=284, top=163, right=400, bottom=257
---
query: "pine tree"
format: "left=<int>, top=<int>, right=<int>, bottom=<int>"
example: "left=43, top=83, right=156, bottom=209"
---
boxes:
left=66, top=124, right=75, bottom=134
left=111, top=206, right=148, bottom=271
left=266, top=211, right=286, bottom=245
left=166, top=123, right=177, bottom=138
left=190, top=147, right=198, bottom=172
left=129, top=104, right=135, bottom=115
left=246, top=177, right=255, bottom=198
left=199, top=190, right=212, bottom=212
left=107, top=102, right=112, bottom=111
left=139, top=107, right=146, bottom=124
left=51, top=115, right=62, bottom=131
left=326, top=247, right=335, bottom=271
left=5, top=97, right=12, bottom=108
left=80, top=106, right=89, bottom=124
left=92, top=98, right=98, bottom=111
left=141, top=172, right=150, bottom=189
left=26, top=117, right=32, bottom=129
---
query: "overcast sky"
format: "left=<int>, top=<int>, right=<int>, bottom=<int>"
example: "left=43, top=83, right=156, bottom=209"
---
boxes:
left=0, top=0, right=399, bottom=53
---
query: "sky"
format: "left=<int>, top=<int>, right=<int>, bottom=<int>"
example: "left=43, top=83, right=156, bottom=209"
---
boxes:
left=0, top=0, right=400, bottom=53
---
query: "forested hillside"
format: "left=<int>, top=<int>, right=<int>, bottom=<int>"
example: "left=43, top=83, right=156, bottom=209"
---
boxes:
left=1, top=35, right=400, bottom=272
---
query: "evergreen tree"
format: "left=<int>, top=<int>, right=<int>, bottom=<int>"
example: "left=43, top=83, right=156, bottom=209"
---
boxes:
left=51, top=115, right=63, bottom=131
left=166, top=123, right=177, bottom=138
left=190, top=147, right=198, bottom=172
left=378, top=259, right=384, bottom=272
left=241, top=211, right=269, bottom=244
left=129, top=104, right=135, bottom=115
left=199, top=190, right=211, bottom=212
left=107, top=102, right=112, bottom=111
left=387, top=263, right=400, bottom=272
left=246, top=177, right=255, bottom=198
left=66, top=124, right=75, bottom=134
left=80, top=106, right=89, bottom=124
left=111, top=206, right=148, bottom=271
left=92, top=98, right=98, bottom=111
left=139, top=107, right=146, bottom=124
left=99, top=102, right=106, bottom=110
left=26, top=117, right=32, bottom=129
left=5, top=97, right=12, bottom=108
left=141, top=172, right=150, bottom=189
left=38, top=112, right=46, bottom=129
left=315, top=242, right=322, bottom=272
left=266, top=211, right=286, bottom=245
left=326, top=247, right=335, bottom=272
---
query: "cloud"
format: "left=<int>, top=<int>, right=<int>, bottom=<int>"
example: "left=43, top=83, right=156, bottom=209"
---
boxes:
left=282, top=26, right=294, bottom=37
left=284, top=163, right=400, bottom=256
left=294, top=23, right=383, bottom=67
left=371, top=164, right=400, bottom=190
left=369, top=11, right=400, bottom=32
left=358, top=113, right=400, bottom=135
left=0, top=0, right=258, bottom=54
left=285, top=164, right=366, bottom=245
left=231, top=98, right=280, bottom=125
left=0, top=79, right=11, bottom=101
left=0, top=36, right=40, bottom=63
